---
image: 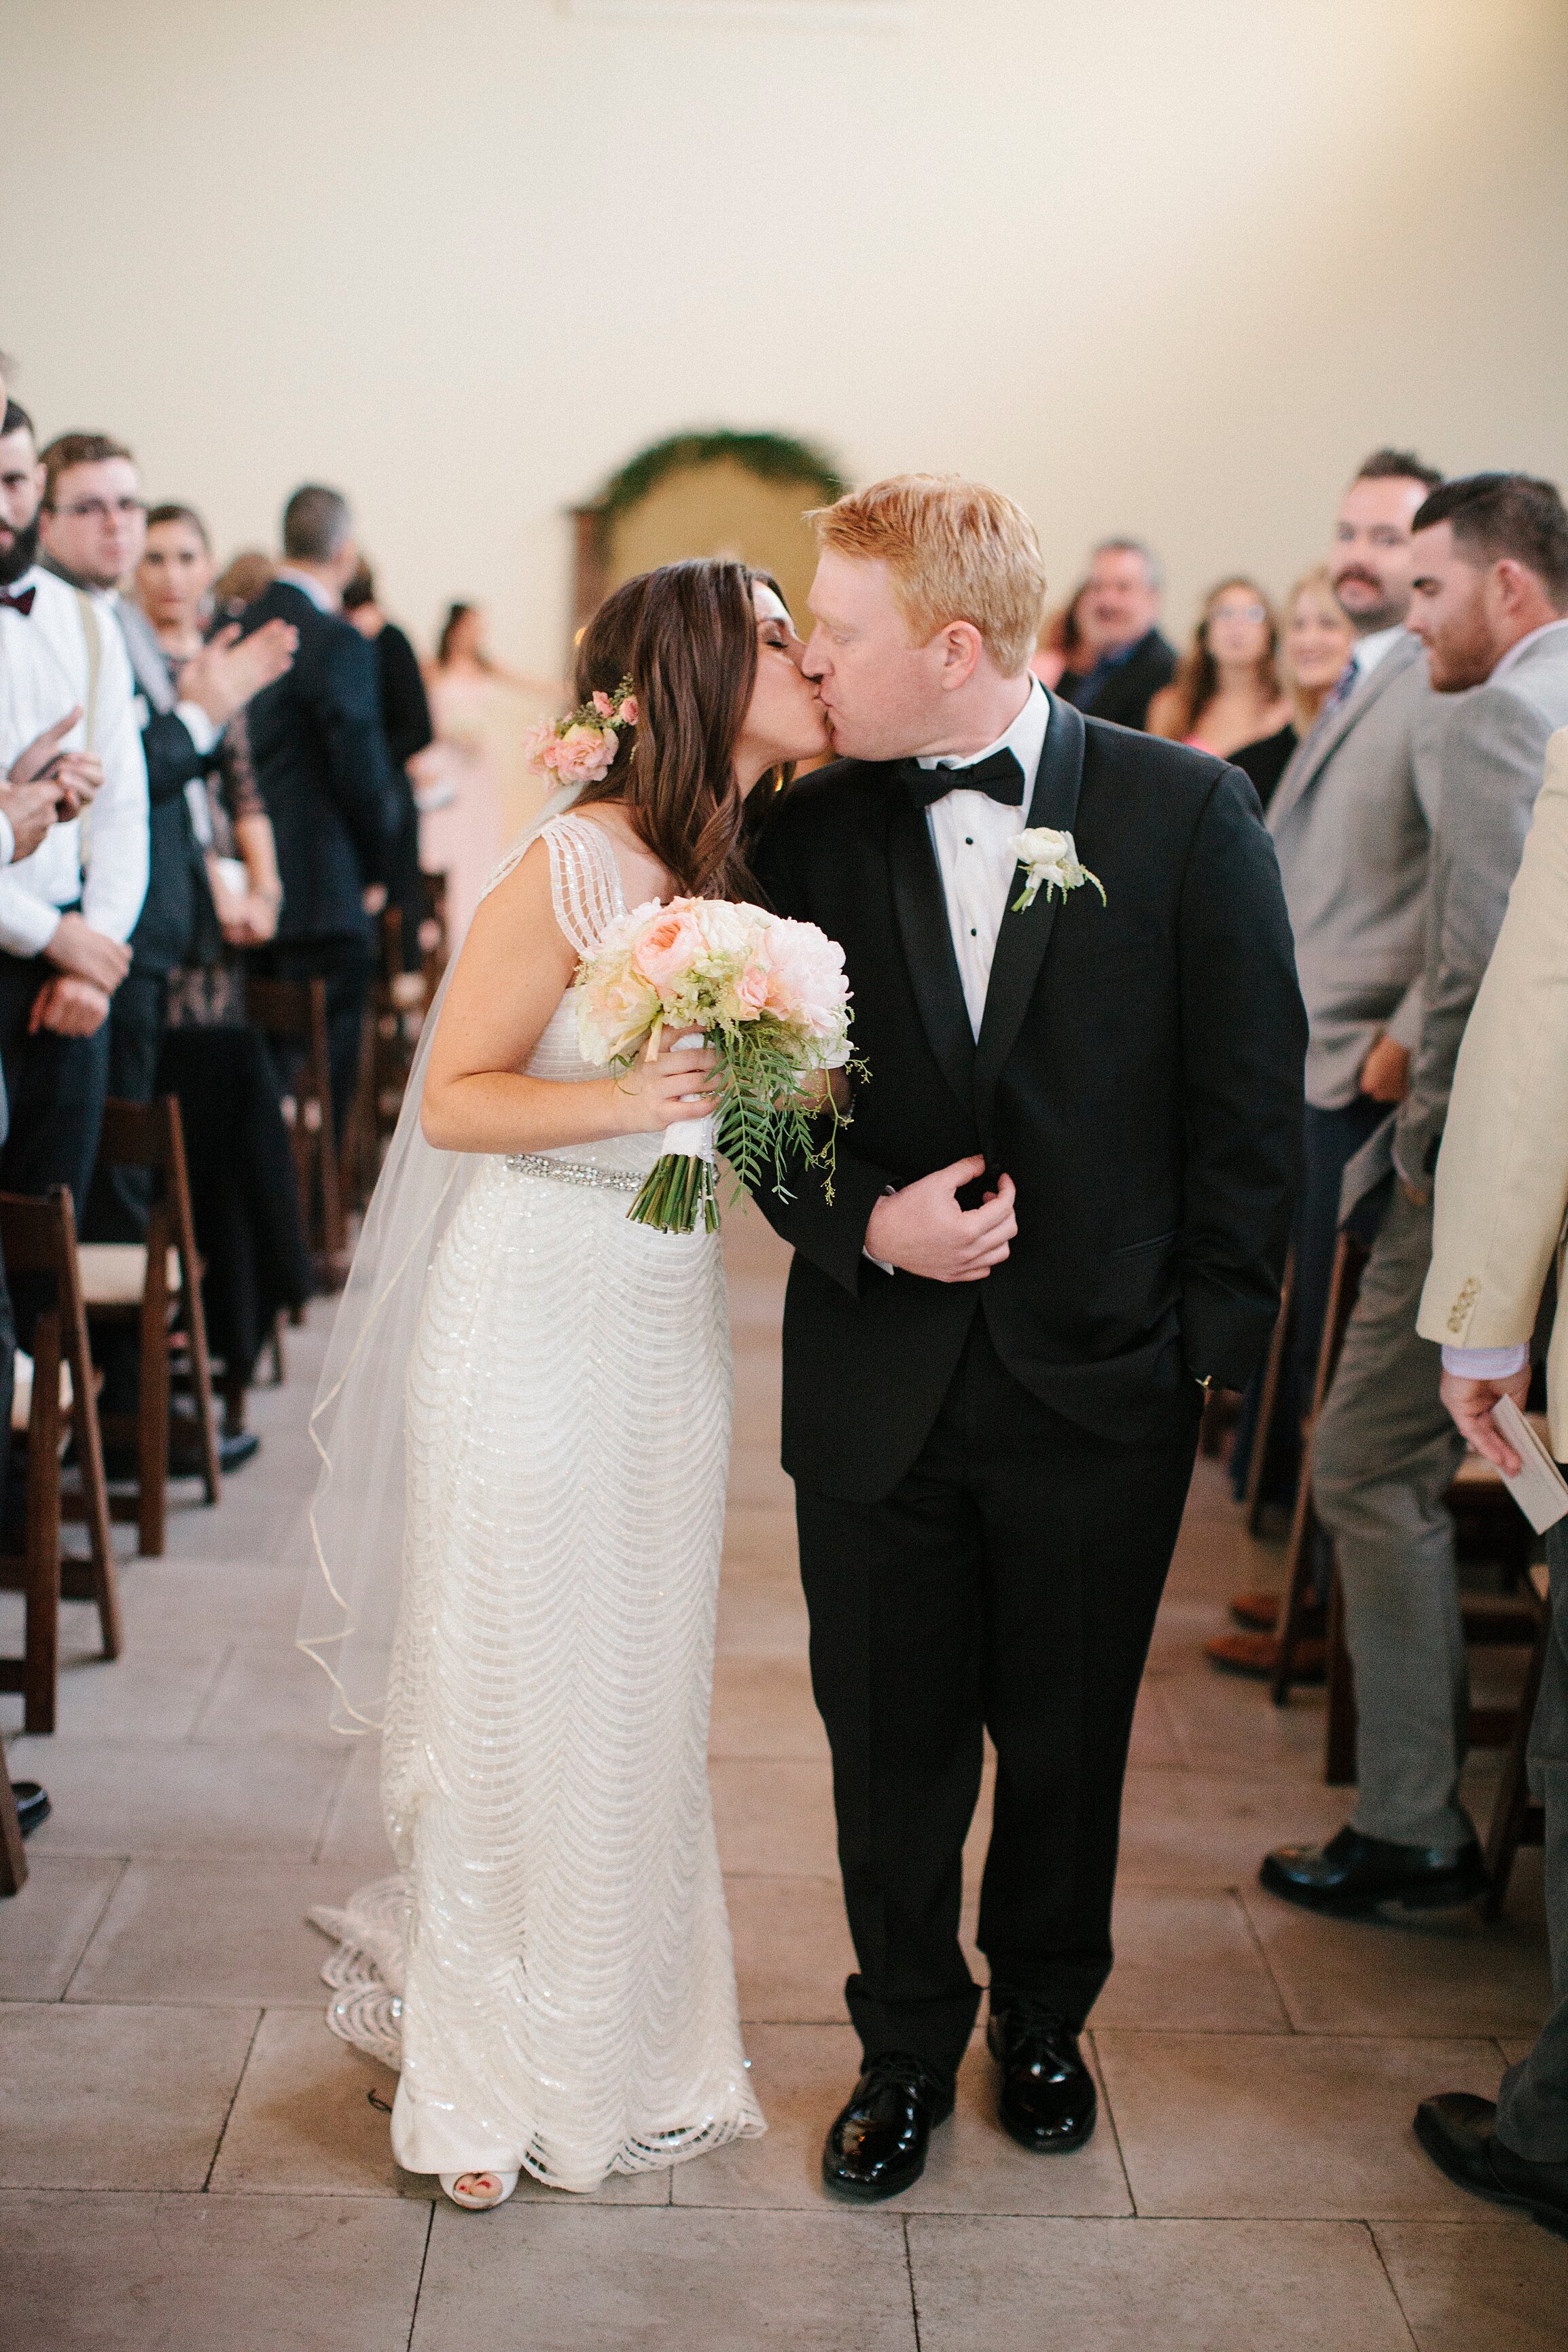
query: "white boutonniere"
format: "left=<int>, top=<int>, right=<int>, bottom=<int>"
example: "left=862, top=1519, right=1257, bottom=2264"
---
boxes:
left=1008, top=826, right=1106, bottom=914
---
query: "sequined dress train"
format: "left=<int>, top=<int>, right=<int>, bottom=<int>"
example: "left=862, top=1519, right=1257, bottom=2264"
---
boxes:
left=310, top=814, right=764, bottom=2190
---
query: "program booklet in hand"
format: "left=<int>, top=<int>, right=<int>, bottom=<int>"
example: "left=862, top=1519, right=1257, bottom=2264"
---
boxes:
left=1491, top=1396, right=1568, bottom=1534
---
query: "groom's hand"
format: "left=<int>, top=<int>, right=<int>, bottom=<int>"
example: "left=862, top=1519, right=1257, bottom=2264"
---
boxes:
left=864, top=1158, right=1017, bottom=1283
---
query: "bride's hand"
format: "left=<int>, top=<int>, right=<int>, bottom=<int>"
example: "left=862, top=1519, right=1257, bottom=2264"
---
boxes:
left=613, top=1035, right=721, bottom=1133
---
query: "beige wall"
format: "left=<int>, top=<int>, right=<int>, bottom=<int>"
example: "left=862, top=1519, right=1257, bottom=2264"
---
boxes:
left=3, top=0, right=1566, bottom=673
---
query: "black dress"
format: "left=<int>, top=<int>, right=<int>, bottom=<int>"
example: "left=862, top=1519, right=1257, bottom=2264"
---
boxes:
left=1230, top=723, right=1297, bottom=811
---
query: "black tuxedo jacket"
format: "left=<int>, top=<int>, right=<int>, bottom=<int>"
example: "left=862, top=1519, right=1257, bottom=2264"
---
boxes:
left=750, top=697, right=1306, bottom=1502
left=1056, top=628, right=1176, bottom=732
left=239, top=582, right=401, bottom=945
left=131, top=707, right=215, bottom=975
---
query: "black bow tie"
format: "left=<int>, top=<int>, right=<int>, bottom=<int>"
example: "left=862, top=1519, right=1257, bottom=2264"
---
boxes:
left=905, top=747, right=1025, bottom=809
left=0, top=586, right=36, bottom=617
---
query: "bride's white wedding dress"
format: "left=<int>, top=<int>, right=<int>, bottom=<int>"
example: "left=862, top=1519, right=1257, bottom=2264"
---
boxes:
left=310, top=813, right=764, bottom=2192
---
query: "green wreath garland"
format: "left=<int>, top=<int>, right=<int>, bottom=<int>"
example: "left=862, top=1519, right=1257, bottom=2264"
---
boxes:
left=594, top=429, right=847, bottom=520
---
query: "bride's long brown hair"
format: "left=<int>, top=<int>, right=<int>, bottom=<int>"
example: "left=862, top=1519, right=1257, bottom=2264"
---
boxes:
left=570, top=558, right=772, bottom=899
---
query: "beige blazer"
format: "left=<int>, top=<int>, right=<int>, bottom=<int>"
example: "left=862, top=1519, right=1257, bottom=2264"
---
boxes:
left=1418, top=726, right=1568, bottom=1453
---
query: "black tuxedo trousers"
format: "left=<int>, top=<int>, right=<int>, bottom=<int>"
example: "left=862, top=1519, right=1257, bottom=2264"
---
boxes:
left=798, top=1313, right=1196, bottom=2074
left=752, top=698, right=1306, bottom=2081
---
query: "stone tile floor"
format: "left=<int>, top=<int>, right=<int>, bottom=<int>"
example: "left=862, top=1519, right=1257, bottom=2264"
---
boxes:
left=2, top=1208, right=1564, bottom=2347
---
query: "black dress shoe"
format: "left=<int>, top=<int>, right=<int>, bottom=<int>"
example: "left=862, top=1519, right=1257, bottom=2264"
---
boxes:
left=1259, top=1825, right=1488, bottom=1914
left=1414, top=2094, right=1568, bottom=2241
left=987, top=1999, right=1097, bottom=2152
left=821, top=2052, right=954, bottom=2203
left=10, top=1781, right=50, bottom=1836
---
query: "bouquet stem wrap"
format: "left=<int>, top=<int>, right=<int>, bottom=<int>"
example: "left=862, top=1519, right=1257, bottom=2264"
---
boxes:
left=574, top=899, right=863, bottom=1236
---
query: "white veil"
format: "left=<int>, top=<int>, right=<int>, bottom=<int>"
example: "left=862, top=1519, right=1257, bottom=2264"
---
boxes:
left=295, top=788, right=580, bottom=1732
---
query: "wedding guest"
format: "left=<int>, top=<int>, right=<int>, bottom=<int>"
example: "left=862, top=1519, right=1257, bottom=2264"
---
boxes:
left=1264, top=473, right=1568, bottom=1912
left=213, top=550, right=274, bottom=622
left=50, top=489, right=293, bottom=1161
left=1147, top=577, right=1292, bottom=759
left=1030, top=584, right=1087, bottom=689
left=1208, top=448, right=1444, bottom=1674
left=1411, top=725, right=1568, bottom=2237
left=1052, top=539, right=1175, bottom=729
left=1230, top=568, right=1355, bottom=810
left=0, top=414, right=147, bottom=1225
left=240, top=484, right=402, bottom=1141
left=131, top=508, right=288, bottom=953
left=421, top=600, right=560, bottom=937
left=344, top=560, right=431, bottom=976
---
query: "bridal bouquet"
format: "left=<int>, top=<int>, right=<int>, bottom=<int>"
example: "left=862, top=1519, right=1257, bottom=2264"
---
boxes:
left=574, top=897, right=861, bottom=1234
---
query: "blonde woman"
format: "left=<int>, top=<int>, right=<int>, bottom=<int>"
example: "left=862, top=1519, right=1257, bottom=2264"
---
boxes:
left=1228, top=567, right=1355, bottom=809
left=1148, top=575, right=1293, bottom=762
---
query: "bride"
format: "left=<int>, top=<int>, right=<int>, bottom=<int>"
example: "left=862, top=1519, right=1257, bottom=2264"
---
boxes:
left=300, top=558, right=830, bottom=2207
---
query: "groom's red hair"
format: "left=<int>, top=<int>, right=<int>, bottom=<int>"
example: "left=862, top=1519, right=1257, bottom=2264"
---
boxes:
left=810, top=474, right=1048, bottom=678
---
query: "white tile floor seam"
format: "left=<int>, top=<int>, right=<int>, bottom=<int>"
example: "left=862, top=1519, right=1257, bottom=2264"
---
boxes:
left=1, top=1213, right=1563, bottom=2347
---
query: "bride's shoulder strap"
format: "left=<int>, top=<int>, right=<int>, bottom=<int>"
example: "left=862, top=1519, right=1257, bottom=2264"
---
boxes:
left=539, top=811, right=624, bottom=957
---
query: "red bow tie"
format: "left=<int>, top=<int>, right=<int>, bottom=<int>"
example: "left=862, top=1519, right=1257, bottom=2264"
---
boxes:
left=0, top=586, right=36, bottom=616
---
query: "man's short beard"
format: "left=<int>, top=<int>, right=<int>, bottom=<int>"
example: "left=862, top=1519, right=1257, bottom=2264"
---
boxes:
left=0, top=514, right=39, bottom=588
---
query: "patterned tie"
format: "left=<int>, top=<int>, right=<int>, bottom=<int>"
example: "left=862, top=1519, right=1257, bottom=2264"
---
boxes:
left=1325, top=654, right=1359, bottom=713
left=904, top=747, right=1025, bottom=808
left=0, top=586, right=36, bottom=616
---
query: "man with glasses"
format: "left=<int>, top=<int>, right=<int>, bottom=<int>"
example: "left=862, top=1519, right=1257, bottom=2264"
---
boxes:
left=0, top=416, right=147, bottom=1219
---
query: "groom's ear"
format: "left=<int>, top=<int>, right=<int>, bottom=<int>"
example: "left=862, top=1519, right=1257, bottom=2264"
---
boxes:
left=935, top=620, right=985, bottom=694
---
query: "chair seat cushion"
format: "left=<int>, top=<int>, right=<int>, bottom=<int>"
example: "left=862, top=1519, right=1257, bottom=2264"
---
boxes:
left=12, top=1351, right=73, bottom=1432
left=76, top=1244, right=182, bottom=1306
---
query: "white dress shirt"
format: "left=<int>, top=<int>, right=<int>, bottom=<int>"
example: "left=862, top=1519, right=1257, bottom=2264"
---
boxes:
left=917, top=679, right=1049, bottom=1037
left=274, top=566, right=338, bottom=614
left=0, top=567, right=150, bottom=957
left=1351, top=623, right=1407, bottom=682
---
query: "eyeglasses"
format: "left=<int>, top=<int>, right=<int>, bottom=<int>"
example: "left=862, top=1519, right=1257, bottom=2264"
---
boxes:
left=50, top=497, right=146, bottom=522
left=1212, top=601, right=1267, bottom=625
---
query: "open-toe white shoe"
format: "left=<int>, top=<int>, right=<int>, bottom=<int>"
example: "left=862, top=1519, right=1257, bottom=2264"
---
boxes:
left=440, top=2169, right=520, bottom=2211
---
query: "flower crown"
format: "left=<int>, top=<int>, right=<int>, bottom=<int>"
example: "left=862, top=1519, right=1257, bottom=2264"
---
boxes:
left=524, top=677, right=639, bottom=787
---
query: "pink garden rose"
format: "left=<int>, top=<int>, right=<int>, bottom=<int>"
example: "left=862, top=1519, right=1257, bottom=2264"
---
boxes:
left=632, top=902, right=707, bottom=986
left=552, top=722, right=616, bottom=786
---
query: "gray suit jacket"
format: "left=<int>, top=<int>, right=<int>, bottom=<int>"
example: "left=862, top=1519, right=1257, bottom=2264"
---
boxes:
left=1267, top=633, right=1446, bottom=1109
left=1395, top=622, right=1568, bottom=1184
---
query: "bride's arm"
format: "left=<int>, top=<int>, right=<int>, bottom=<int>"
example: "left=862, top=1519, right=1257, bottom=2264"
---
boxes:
left=420, top=842, right=717, bottom=1154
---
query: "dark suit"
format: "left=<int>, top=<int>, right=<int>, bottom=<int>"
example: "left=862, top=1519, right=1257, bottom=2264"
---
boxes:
left=240, top=581, right=402, bottom=1135
left=1055, top=628, right=1176, bottom=731
left=372, top=620, right=433, bottom=975
left=752, top=698, right=1304, bottom=2075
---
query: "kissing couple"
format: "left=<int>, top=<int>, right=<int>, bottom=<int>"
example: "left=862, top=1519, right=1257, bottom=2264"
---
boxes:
left=303, top=473, right=1306, bottom=2209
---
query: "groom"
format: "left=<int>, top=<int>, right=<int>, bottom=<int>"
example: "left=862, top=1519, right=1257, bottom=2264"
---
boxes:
left=752, top=476, right=1306, bottom=2200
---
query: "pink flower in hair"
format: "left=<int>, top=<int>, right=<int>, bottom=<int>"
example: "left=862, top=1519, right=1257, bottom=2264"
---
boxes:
left=592, top=691, right=615, bottom=717
left=552, top=723, right=616, bottom=786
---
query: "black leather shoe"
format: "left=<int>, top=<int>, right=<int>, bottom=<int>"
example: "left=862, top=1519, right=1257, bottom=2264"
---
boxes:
left=168, top=1428, right=260, bottom=1476
left=1415, top=2094, right=1568, bottom=2241
left=10, top=1781, right=50, bottom=1836
left=1259, top=1825, right=1488, bottom=1914
left=821, top=2052, right=954, bottom=2203
left=987, top=1999, right=1097, bottom=2152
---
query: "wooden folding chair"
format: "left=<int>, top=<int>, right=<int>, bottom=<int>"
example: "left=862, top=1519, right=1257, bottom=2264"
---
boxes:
left=1484, top=1561, right=1551, bottom=1917
left=1244, top=1247, right=1296, bottom=1534
left=77, top=1097, right=221, bottom=1557
left=0, top=1187, right=120, bottom=1733
left=248, top=975, right=346, bottom=1277
left=420, top=868, right=450, bottom=992
left=0, top=1766, right=25, bottom=1895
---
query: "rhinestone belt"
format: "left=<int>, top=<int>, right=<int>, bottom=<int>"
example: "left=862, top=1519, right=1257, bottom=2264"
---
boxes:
left=505, top=1153, right=644, bottom=1194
